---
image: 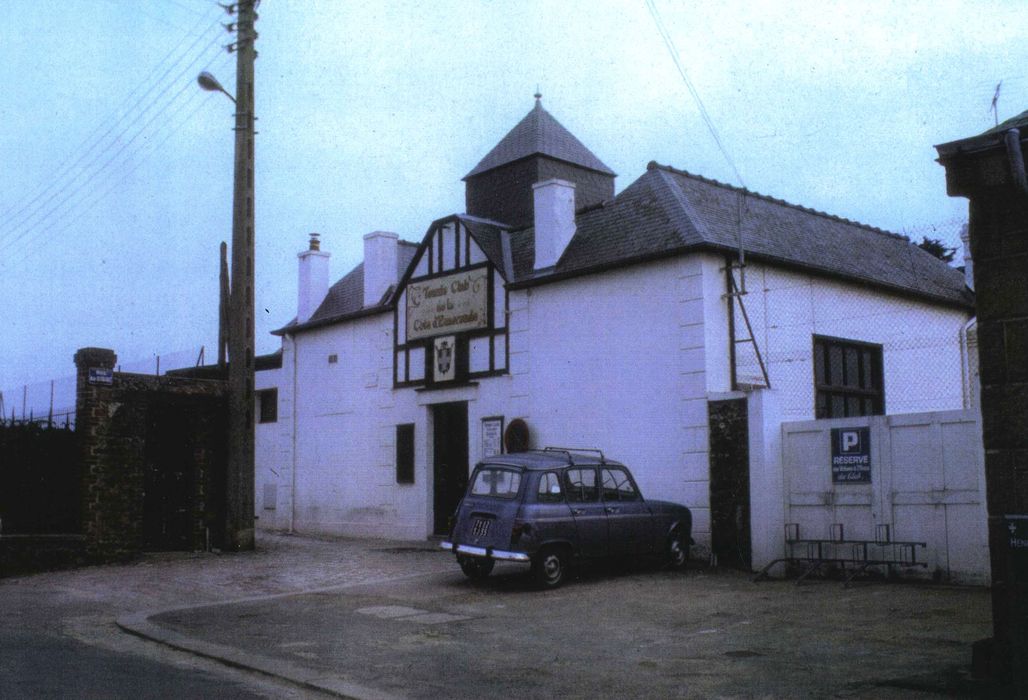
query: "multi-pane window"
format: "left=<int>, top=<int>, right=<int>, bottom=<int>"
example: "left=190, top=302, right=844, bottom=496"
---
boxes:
left=257, top=388, right=278, bottom=423
left=813, top=336, right=884, bottom=419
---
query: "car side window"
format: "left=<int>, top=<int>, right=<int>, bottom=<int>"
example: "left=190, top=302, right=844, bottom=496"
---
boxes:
left=601, top=468, right=639, bottom=502
left=564, top=468, right=598, bottom=503
left=537, top=472, right=563, bottom=503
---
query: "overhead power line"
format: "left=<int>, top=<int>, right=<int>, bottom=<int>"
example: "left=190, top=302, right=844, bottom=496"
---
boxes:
left=645, top=0, right=746, bottom=190
left=0, top=5, right=223, bottom=228
left=0, top=5, right=225, bottom=250
left=10, top=52, right=235, bottom=267
left=0, top=22, right=229, bottom=255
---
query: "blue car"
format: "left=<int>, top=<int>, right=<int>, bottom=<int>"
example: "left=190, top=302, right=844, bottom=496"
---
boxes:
left=441, top=447, right=692, bottom=588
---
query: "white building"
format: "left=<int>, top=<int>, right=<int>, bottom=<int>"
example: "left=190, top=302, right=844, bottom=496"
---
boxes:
left=254, top=99, right=979, bottom=574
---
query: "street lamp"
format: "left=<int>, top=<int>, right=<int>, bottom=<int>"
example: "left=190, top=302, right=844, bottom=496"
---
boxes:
left=197, top=71, right=236, bottom=103
left=197, top=0, right=257, bottom=553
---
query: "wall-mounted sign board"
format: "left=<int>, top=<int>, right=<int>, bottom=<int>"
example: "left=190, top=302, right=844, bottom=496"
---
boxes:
left=831, top=427, right=871, bottom=483
left=406, top=267, right=488, bottom=341
left=88, top=367, right=113, bottom=385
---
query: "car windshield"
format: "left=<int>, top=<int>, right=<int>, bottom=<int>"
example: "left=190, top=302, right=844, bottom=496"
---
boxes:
left=469, top=467, right=522, bottom=499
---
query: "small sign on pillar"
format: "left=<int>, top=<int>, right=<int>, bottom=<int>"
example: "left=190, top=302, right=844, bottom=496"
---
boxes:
left=88, top=367, right=114, bottom=385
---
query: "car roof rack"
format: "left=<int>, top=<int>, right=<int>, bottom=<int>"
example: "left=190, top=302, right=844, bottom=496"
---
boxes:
left=542, top=447, right=606, bottom=465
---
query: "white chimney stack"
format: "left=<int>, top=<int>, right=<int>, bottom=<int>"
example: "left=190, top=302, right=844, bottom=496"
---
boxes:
left=533, top=178, right=576, bottom=270
left=363, top=231, right=399, bottom=307
left=297, top=233, right=330, bottom=323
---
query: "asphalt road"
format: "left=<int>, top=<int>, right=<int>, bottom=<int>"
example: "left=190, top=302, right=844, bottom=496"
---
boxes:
left=0, top=553, right=331, bottom=700
left=152, top=559, right=993, bottom=699
left=0, top=625, right=270, bottom=700
left=0, top=534, right=996, bottom=699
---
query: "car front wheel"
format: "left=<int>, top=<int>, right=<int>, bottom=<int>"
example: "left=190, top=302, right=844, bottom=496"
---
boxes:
left=459, top=556, right=495, bottom=580
left=667, top=530, right=688, bottom=571
left=532, top=547, right=567, bottom=589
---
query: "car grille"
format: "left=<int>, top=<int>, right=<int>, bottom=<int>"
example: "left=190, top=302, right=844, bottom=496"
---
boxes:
left=471, top=518, right=491, bottom=537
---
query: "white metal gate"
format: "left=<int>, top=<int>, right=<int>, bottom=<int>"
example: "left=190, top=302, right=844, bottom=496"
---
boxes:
left=781, top=410, right=989, bottom=584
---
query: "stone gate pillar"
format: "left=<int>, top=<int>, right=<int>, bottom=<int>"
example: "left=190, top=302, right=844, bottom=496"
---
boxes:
left=937, top=115, right=1028, bottom=689
left=74, top=347, right=120, bottom=560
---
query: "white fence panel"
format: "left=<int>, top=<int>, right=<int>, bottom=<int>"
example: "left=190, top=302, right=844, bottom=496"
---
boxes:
left=781, top=410, right=988, bottom=584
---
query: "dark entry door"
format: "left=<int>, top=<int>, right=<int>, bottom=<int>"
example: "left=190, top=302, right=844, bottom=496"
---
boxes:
left=143, top=400, right=195, bottom=550
left=433, top=401, right=469, bottom=535
left=708, top=398, right=751, bottom=570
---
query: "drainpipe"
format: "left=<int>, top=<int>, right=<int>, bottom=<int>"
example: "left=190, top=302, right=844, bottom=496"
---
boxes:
left=289, top=334, right=298, bottom=534
left=959, top=317, right=978, bottom=412
left=1003, top=128, right=1028, bottom=197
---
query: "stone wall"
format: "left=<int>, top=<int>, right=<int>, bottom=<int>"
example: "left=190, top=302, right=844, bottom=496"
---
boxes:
left=74, top=347, right=228, bottom=562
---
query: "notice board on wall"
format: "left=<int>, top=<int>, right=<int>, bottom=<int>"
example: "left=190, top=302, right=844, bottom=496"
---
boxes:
left=831, top=427, right=871, bottom=483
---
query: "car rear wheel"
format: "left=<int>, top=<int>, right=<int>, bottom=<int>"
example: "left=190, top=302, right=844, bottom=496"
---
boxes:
left=532, top=547, right=567, bottom=589
left=458, top=556, right=495, bottom=580
left=667, top=530, right=688, bottom=571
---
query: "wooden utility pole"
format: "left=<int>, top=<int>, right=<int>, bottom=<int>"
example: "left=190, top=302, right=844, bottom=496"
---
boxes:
left=218, top=241, right=229, bottom=368
left=226, top=0, right=257, bottom=551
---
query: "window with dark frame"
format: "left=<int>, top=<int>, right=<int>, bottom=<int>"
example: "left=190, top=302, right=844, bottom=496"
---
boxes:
left=396, top=423, right=415, bottom=484
left=813, top=336, right=884, bottom=419
left=257, top=388, right=278, bottom=423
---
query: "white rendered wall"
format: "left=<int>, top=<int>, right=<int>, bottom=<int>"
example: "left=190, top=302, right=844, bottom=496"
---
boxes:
left=697, top=256, right=974, bottom=569
left=289, top=313, right=427, bottom=539
left=515, top=257, right=712, bottom=548
left=287, top=311, right=539, bottom=540
left=276, top=250, right=971, bottom=553
left=283, top=255, right=712, bottom=544
left=254, top=338, right=295, bottom=531
left=705, top=257, right=971, bottom=417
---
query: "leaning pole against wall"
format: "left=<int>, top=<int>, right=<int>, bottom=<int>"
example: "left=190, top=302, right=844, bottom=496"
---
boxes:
left=937, top=112, right=1028, bottom=689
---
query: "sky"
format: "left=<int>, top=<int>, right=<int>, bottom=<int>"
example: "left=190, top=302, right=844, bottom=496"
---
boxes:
left=1, top=0, right=1026, bottom=413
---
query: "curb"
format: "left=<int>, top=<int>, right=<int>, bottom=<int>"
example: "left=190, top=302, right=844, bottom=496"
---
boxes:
left=116, top=612, right=402, bottom=700
left=113, top=571, right=450, bottom=700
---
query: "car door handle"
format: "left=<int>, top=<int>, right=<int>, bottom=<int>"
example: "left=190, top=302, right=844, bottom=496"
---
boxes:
left=571, top=508, right=586, bottom=515
left=605, top=507, right=620, bottom=514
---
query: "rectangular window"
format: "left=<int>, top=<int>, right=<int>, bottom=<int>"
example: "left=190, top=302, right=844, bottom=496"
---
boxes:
left=470, top=467, right=522, bottom=499
left=563, top=468, right=599, bottom=503
left=537, top=472, right=564, bottom=503
left=396, top=424, right=415, bottom=484
left=813, top=336, right=884, bottom=419
left=257, top=388, right=278, bottom=423
left=601, top=468, right=640, bottom=502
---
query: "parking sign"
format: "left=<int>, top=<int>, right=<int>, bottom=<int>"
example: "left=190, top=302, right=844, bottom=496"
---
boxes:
left=831, top=427, right=871, bottom=483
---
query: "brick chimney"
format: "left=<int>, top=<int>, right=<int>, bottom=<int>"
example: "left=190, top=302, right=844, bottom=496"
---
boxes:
left=297, top=233, right=329, bottom=324
left=363, top=231, right=399, bottom=307
left=533, top=179, right=576, bottom=270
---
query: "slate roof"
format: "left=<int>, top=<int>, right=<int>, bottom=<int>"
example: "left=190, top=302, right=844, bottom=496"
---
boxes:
left=277, top=161, right=970, bottom=337
left=508, top=162, right=972, bottom=308
left=457, top=214, right=514, bottom=280
left=464, top=99, right=615, bottom=179
left=936, top=108, right=1028, bottom=155
left=273, top=241, right=419, bottom=334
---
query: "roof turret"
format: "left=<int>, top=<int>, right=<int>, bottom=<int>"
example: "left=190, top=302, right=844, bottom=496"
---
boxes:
left=464, top=97, right=614, bottom=179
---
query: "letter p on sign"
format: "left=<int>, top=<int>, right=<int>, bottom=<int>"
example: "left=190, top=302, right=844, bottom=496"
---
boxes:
left=842, top=430, right=860, bottom=452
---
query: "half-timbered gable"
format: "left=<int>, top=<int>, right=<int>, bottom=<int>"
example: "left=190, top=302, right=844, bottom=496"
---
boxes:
left=394, top=215, right=512, bottom=387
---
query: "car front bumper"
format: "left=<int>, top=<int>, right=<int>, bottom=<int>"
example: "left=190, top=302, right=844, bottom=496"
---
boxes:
left=440, top=541, right=531, bottom=563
